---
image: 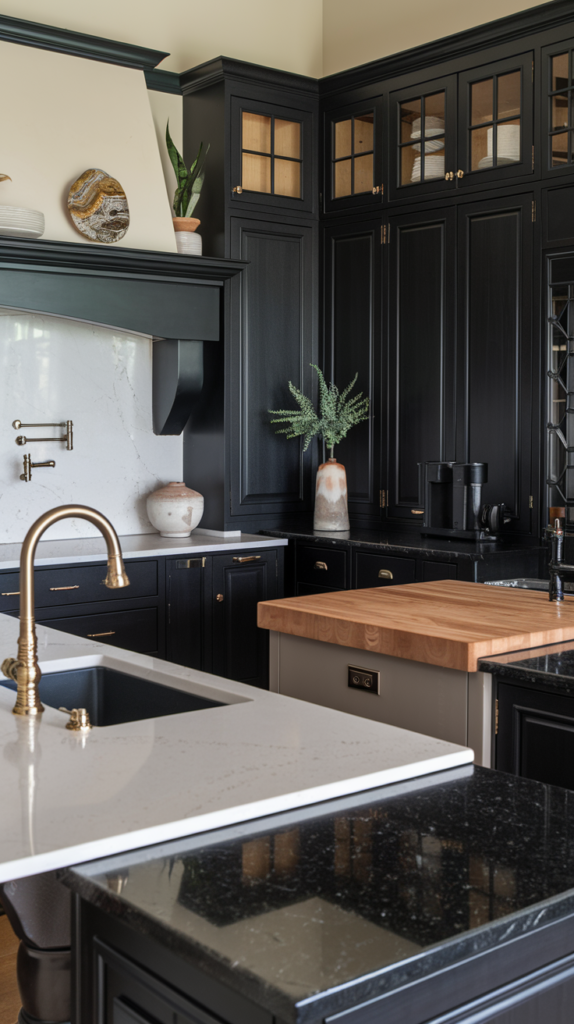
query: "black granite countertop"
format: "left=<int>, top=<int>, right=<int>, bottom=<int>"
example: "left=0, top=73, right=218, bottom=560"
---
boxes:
left=262, top=523, right=543, bottom=564
left=480, top=639, right=574, bottom=695
left=63, top=765, right=574, bottom=1024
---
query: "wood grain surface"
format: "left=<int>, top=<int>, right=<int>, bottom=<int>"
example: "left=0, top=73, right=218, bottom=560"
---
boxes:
left=257, top=581, right=574, bottom=671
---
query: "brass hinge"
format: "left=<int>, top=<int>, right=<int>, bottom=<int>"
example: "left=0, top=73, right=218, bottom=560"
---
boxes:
left=381, top=224, right=389, bottom=244
left=532, top=200, right=536, bottom=222
left=532, top=145, right=535, bottom=170
left=529, top=495, right=534, bottom=509
left=495, top=698, right=499, bottom=736
left=379, top=489, right=387, bottom=508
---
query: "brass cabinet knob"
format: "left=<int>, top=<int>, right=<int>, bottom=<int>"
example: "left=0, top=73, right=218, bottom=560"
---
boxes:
left=216, top=593, right=224, bottom=602
left=457, top=169, right=465, bottom=179
left=445, top=171, right=454, bottom=181
left=233, top=186, right=243, bottom=193
left=372, top=184, right=383, bottom=195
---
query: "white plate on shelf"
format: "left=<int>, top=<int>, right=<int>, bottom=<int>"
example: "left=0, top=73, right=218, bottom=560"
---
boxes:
left=411, top=116, right=445, bottom=134
left=477, top=155, right=520, bottom=169
left=411, top=154, right=445, bottom=182
left=412, top=138, right=445, bottom=153
left=0, top=205, right=44, bottom=238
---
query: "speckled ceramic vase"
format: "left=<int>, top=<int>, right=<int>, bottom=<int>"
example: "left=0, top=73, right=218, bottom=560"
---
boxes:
left=146, top=481, right=204, bottom=537
left=313, top=458, right=350, bottom=531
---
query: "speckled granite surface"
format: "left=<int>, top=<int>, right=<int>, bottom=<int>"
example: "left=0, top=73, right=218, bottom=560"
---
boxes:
left=480, top=640, right=574, bottom=694
left=64, top=765, right=574, bottom=1023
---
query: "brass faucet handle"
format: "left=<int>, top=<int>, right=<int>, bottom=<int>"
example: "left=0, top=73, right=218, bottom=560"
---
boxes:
left=59, top=707, right=92, bottom=732
left=1, top=657, right=21, bottom=681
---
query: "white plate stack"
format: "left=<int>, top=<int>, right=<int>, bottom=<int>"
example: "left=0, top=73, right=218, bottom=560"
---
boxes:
left=478, top=124, right=520, bottom=168
left=410, top=116, right=445, bottom=181
left=0, top=205, right=45, bottom=238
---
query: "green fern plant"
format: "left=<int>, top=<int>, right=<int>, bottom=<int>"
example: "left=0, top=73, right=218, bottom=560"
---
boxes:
left=166, top=122, right=209, bottom=218
left=269, top=364, right=369, bottom=459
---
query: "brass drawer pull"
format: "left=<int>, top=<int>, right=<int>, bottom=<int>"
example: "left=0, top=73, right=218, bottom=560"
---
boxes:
left=50, top=585, right=80, bottom=591
left=314, top=561, right=328, bottom=571
left=216, top=593, right=224, bottom=602
left=86, top=631, right=116, bottom=637
left=378, top=569, right=393, bottom=579
left=2, top=591, right=19, bottom=596
left=411, top=510, right=424, bottom=515
left=232, top=555, right=261, bottom=563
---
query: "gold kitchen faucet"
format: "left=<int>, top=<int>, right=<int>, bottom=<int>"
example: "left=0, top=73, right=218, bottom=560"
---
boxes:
left=1, top=505, right=130, bottom=716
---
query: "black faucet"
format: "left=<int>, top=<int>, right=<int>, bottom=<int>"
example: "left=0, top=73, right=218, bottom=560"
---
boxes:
left=548, top=518, right=574, bottom=601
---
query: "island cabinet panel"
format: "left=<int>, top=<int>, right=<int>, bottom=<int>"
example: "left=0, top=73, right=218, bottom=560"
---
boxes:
left=387, top=207, right=456, bottom=524
left=165, top=557, right=209, bottom=671
left=323, top=216, right=382, bottom=522
left=211, top=549, right=279, bottom=689
left=496, top=681, right=574, bottom=789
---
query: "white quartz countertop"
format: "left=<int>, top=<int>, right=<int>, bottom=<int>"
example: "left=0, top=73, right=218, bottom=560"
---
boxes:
left=0, top=530, right=287, bottom=570
left=0, top=613, right=472, bottom=883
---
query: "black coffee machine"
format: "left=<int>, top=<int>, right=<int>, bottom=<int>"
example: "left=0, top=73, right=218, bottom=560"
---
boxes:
left=417, top=461, right=510, bottom=540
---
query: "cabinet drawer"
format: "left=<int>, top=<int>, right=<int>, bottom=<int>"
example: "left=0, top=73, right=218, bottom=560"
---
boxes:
left=296, top=582, right=341, bottom=597
left=422, top=560, right=457, bottom=582
left=0, top=560, right=158, bottom=612
left=297, top=545, right=348, bottom=589
left=354, top=552, right=415, bottom=588
left=36, top=608, right=158, bottom=654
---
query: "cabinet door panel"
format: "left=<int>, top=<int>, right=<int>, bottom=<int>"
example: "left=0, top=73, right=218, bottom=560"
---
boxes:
left=229, top=217, right=317, bottom=518
left=457, top=195, right=533, bottom=534
left=212, top=550, right=278, bottom=688
left=323, top=218, right=382, bottom=520
left=323, top=96, right=384, bottom=214
left=166, top=558, right=207, bottom=670
left=497, top=681, right=574, bottom=789
left=389, top=74, right=457, bottom=201
left=387, top=207, right=456, bottom=521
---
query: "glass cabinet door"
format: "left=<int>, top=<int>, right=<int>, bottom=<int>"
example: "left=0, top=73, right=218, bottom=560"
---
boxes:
left=543, top=41, right=574, bottom=178
left=389, top=76, right=456, bottom=200
left=230, top=95, right=315, bottom=214
left=457, top=54, right=533, bottom=184
left=547, top=258, right=574, bottom=528
left=324, top=97, right=384, bottom=212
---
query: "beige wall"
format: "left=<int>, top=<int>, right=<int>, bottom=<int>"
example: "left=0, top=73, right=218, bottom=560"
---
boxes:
left=0, top=0, right=324, bottom=77
left=322, top=0, right=551, bottom=77
left=0, top=40, right=176, bottom=250
left=148, top=91, right=183, bottom=214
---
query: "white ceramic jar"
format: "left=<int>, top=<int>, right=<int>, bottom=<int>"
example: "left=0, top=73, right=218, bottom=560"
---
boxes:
left=146, top=481, right=204, bottom=537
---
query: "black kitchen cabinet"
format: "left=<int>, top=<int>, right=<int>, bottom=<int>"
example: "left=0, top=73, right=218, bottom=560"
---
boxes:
left=181, top=60, right=319, bottom=533
left=542, top=37, right=574, bottom=181
left=165, top=557, right=208, bottom=671
left=211, top=549, right=279, bottom=689
left=496, top=680, right=574, bottom=789
left=323, top=215, right=383, bottom=522
left=389, top=73, right=457, bottom=201
left=323, top=95, right=385, bottom=213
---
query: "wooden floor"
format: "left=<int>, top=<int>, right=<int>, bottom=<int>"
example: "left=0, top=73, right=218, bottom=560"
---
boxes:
left=0, top=915, right=19, bottom=1024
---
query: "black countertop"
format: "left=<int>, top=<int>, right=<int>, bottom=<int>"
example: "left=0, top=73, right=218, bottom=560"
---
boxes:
left=63, top=765, right=574, bottom=1024
left=262, top=523, right=543, bottom=565
left=480, top=639, right=574, bottom=695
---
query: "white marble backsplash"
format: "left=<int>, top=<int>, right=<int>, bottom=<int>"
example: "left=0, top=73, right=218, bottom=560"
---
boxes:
left=0, top=310, right=183, bottom=542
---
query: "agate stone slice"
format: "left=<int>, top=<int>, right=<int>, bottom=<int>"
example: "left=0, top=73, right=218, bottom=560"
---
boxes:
left=67, top=168, right=129, bottom=243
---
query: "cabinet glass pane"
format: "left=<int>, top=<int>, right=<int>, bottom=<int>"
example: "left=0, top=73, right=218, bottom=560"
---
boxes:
left=334, top=159, right=352, bottom=197
left=399, top=93, right=444, bottom=186
left=495, top=118, right=521, bottom=163
left=547, top=278, right=574, bottom=526
left=274, top=158, right=300, bottom=197
left=471, top=79, right=493, bottom=125
left=552, top=131, right=569, bottom=166
left=470, top=126, right=489, bottom=171
left=552, top=53, right=569, bottom=91
left=275, top=118, right=300, bottom=159
left=331, top=110, right=376, bottom=199
left=354, top=114, right=374, bottom=152
left=242, top=152, right=271, bottom=193
left=552, top=93, right=569, bottom=130
left=243, top=112, right=271, bottom=153
left=335, top=119, right=352, bottom=158
left=498, top=71, right=521, bottom=119
left=354, top=153, right=373, bottom=192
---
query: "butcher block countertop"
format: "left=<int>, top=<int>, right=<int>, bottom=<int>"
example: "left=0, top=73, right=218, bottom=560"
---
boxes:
left=257, top=580, right=574, bottom=672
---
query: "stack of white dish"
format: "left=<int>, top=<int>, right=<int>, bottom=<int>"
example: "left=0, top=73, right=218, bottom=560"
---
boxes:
left=410, top=116, right=445, bottom=181
left=477, top=124, right=520, bottom=169
left=0, top=205, right=44, bottom=238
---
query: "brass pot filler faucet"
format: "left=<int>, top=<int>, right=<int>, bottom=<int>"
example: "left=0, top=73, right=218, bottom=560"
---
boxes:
left=1, top=505, right=130, bottom=716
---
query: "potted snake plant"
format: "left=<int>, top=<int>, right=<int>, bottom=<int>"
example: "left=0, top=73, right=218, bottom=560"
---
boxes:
left=166, top=123, right=209, bottom=255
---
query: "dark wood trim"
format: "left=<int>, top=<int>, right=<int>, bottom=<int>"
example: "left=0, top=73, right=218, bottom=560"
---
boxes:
left=145, top=68, right=182, bottom=94
left=320, top=0, right=574, bottom=97
left=0, top=13, right=168, bottom=70
left=180, top=56, right=319, bottom=97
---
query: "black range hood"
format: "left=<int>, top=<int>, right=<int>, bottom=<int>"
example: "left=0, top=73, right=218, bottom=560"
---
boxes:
left=0, top=237, right=245, bottom=433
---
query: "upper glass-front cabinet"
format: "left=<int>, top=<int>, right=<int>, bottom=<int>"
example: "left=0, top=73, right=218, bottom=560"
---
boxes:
left=390, top=76, right=456, bottom=199
left=324, top=97, right=384, bottom=212
left=543, top=40, right=574, bottom=178
left=230, top=95, right=315, bottom=213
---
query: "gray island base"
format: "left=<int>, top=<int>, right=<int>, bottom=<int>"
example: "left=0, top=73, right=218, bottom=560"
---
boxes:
left=64, top=765, right=574, bottom=1024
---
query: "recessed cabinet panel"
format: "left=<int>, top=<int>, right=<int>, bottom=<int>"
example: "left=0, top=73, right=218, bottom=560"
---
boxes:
left=497, top=681, right=574, bottom=790
left=229, top=217, right=317, bottom=517
left=323, top=219, right=382, bottom=521
left=387, top=209, right=456, bottom=521
left=211, top=551, right=278, bottom=688
left=457, top=196, right=533, bottom=533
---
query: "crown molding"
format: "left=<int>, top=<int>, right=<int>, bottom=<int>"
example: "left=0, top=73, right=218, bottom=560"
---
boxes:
left=0, top=13, right=168, bottom=70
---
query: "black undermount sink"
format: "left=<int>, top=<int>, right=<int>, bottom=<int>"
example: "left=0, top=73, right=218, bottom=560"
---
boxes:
left=0, top=665, right=225, bottom=726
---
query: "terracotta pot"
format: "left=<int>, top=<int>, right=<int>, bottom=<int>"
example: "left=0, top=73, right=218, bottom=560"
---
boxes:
left=313, top=457, right=350, bottom=531
left=173, top=217, right=202, bottom=255
left=146, top=481, right=204, bottom=537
